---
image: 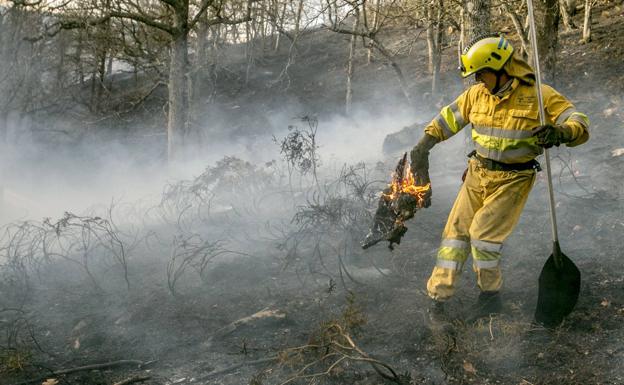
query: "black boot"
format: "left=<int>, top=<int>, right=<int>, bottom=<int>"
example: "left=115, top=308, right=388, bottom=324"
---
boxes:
left=427, top=300, right=453, bottom=331
left=468, top=291, right=502, bottom=321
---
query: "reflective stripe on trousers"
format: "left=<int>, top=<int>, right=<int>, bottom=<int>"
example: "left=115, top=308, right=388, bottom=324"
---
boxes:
left=426, top=158, right=536, bottom=300
left=434, top=238, right=501, bottom=269
left=435, top=238, right=470, bottom=270
left=471, top=239, right=502, bottom=269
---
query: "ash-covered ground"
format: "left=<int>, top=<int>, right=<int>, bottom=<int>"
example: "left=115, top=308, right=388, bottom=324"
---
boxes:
left=1, top=3, right=624, bottom=385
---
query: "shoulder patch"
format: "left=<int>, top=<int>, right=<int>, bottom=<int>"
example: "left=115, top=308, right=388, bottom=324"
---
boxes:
left=516, top=94, right=536, bottom=107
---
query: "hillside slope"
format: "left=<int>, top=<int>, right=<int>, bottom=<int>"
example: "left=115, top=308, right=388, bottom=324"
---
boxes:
left=1, top=2, right=624, bottom=385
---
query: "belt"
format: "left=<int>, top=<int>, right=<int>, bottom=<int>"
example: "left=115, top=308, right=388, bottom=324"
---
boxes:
left=467, top=150, right=541, bottom=172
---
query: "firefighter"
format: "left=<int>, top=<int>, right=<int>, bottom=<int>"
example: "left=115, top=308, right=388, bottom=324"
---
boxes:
left=409, top=34, right=590, bottom=321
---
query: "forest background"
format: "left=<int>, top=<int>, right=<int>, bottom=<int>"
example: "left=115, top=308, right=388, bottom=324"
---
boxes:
left=0, top=0, right=623, bottom=383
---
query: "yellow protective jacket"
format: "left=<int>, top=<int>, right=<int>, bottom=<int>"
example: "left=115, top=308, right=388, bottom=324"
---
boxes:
left=425, top=56, right=590, bottom=163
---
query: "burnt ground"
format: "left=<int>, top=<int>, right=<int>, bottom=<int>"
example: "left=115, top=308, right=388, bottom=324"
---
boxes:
left=1, top=2, right=624, bottom=385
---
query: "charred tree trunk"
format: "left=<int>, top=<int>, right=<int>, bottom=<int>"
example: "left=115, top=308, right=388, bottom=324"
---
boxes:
left=426, top=0, right=444, bottom=97
left=259, top=1, right=267, bottom=51
left=371, top=40, right=411, bottom=103
left=0, top=111, right=6, bottom=209
left=245, top=15, right=255, bottom=84
left=90, top=67, right=98, bottom=112
left=533, top=0, right=560, bottom=83
left=559, top=0, right=576, bottom=30
left=462, top=0, right=490, bottom=94
left=293, top=0, right=304, bottom=52
left=345, top=10, right=359, bottom=115
left=367, top=0, right=380, bottom=64
left=107, top=55, right=114, bottom=91
left=278, top=0, right=304, bottom=86
left=76, top=31, right=85, bottom=85
left=459, top=6, right=465, bottom=51
left=502, top=2, right=529, bottom=59
left=56, top=31, right=67, bottom=87
left=93, top=0, right=112, bottom=112
left=96, top=52, right=107, bottom=111
left=213, top=24, right=222, bottom=50
left=582, top=0, right=593, bottom=42
left=464, top=0, right=491, bottom=43
left=168, top=30, right=191, bottom=160
left=195, top=16, right=209, bottom=94
left=275, top=1, right=287, bottom=51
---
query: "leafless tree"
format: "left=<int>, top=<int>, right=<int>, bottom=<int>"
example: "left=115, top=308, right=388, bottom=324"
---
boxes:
left=582, top=0, right=595, bottom=43
left=166, top=233, right=226, bottom=296
left=559, top=0, right=577, bottom=31
left=532, top=0, right=560, bottom=83
left=30, top=0, right=253, bottom=161
left=426, top=0, right=445, bottom=96
left=0, top=4, right=74, bottom=208
left=345, top=5, right=359, bottom=115
left=42, top=211, right=134, bottom=290
left=324, top=0, right=413, bottom=103
left=464, top=0, right=491, bottom=43
left=500, top=0, right=530, bottom=59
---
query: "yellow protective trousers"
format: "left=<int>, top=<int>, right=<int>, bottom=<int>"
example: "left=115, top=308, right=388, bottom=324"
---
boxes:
left=427, top=158, right=536, bottom=301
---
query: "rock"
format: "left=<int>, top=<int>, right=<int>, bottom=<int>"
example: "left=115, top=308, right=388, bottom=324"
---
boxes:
left=72, top=319, right=88, bottom=334
left=382, top=122, right=424, bottom=156
left=611, top=148, right=624, bottom=157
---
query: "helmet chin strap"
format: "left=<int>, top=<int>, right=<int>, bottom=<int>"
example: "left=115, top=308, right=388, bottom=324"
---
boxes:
left=492, top=71, right=503, bottom=94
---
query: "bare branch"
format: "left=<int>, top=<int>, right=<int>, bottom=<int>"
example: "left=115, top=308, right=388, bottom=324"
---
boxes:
left=109, top=11, right=176, bottom=35
left=9, top=360, right=149, bottom=385
left=189, top=0, right=216, bottom=29
left=157, top=0, right=180, bottom=8
left=10, top=0, right=44, bottom=7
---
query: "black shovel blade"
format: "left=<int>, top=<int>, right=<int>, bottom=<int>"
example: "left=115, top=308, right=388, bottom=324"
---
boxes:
left=534, top=249, right=581, bottom=328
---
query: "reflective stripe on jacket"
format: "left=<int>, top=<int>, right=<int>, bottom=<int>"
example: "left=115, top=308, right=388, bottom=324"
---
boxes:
left=425, top=79, right=590, bottom=164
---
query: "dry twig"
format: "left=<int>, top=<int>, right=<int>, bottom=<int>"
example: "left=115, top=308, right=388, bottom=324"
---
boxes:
left=275, top=322, right=408, bottom=384
left=197, top=357, right=278, bottom=380
left=112, top=376, right=151, bottom=385
left=9, top=360, right=149, bottom=385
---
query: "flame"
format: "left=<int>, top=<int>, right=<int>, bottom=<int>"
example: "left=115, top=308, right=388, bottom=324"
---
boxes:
left=383, top=164, right=431, bottom=207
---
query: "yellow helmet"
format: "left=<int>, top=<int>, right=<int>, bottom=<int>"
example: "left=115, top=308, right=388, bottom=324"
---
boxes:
left=459, top=35, right=514, bottom=78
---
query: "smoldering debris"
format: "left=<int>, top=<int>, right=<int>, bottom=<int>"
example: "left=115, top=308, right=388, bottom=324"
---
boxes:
left=0, top=140, right=396, bottom=379
left=1, top=131, right=623, bottom=385
left=2, top=101, right=624, bottom=384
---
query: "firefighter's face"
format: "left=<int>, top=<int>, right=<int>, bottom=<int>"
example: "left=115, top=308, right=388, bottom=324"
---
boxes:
left=475, top=69, right=497, bottom=92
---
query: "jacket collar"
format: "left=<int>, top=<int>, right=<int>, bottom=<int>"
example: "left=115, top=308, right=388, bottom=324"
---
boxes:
left=494, top=78, right=520, bottom=101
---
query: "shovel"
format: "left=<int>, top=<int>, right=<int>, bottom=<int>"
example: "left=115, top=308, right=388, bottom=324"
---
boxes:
left=526, top=0, right=581, bottom=327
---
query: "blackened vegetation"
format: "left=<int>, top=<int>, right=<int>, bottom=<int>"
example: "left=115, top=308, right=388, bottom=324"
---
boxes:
left=275, top=117, right=319, bottom=175
left=267, top=292, right=411, bottom=385
left=0, top=210, right=137, bottom=294
left=0, top=210, right=143, bottom=376
left=3, top=20, right=624, bottom=385
left=0, top=128, right=399, bottom=383
left=274, top=116, right=321, bottom=190
left=280, top=162, right=380, bottom=288
left=166, top=235, right=226, bottom=297
left=2, top=100, right=624, bottom=384
left=157, top=156, right=280, bottom=227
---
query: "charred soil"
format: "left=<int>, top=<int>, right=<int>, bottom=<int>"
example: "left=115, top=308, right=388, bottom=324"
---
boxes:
left=2, top=2, right=624, bottom=385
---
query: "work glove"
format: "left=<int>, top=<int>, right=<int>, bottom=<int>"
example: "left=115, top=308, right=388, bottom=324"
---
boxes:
left=409, top=134, right=438, bottom=208
left=532, top=124, right=573, bottom=148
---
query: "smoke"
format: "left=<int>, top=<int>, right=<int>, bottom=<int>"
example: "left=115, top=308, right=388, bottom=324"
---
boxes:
left=0, top=93, right=431, bottom=225
left=1, top=135, right=169, bottom=224
left=0, top=15, right=621, bottom=382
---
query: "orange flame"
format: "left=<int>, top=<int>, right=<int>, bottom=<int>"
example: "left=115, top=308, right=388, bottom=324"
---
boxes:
left=383, top=164, right=431, bottom=207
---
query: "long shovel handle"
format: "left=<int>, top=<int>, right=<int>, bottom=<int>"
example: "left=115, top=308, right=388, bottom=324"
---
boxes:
left=526, top=0, right=562, bottom=265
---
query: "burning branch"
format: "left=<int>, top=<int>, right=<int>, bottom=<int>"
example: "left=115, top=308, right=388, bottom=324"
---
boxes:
left=362, top=153, right=431, bottom=250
